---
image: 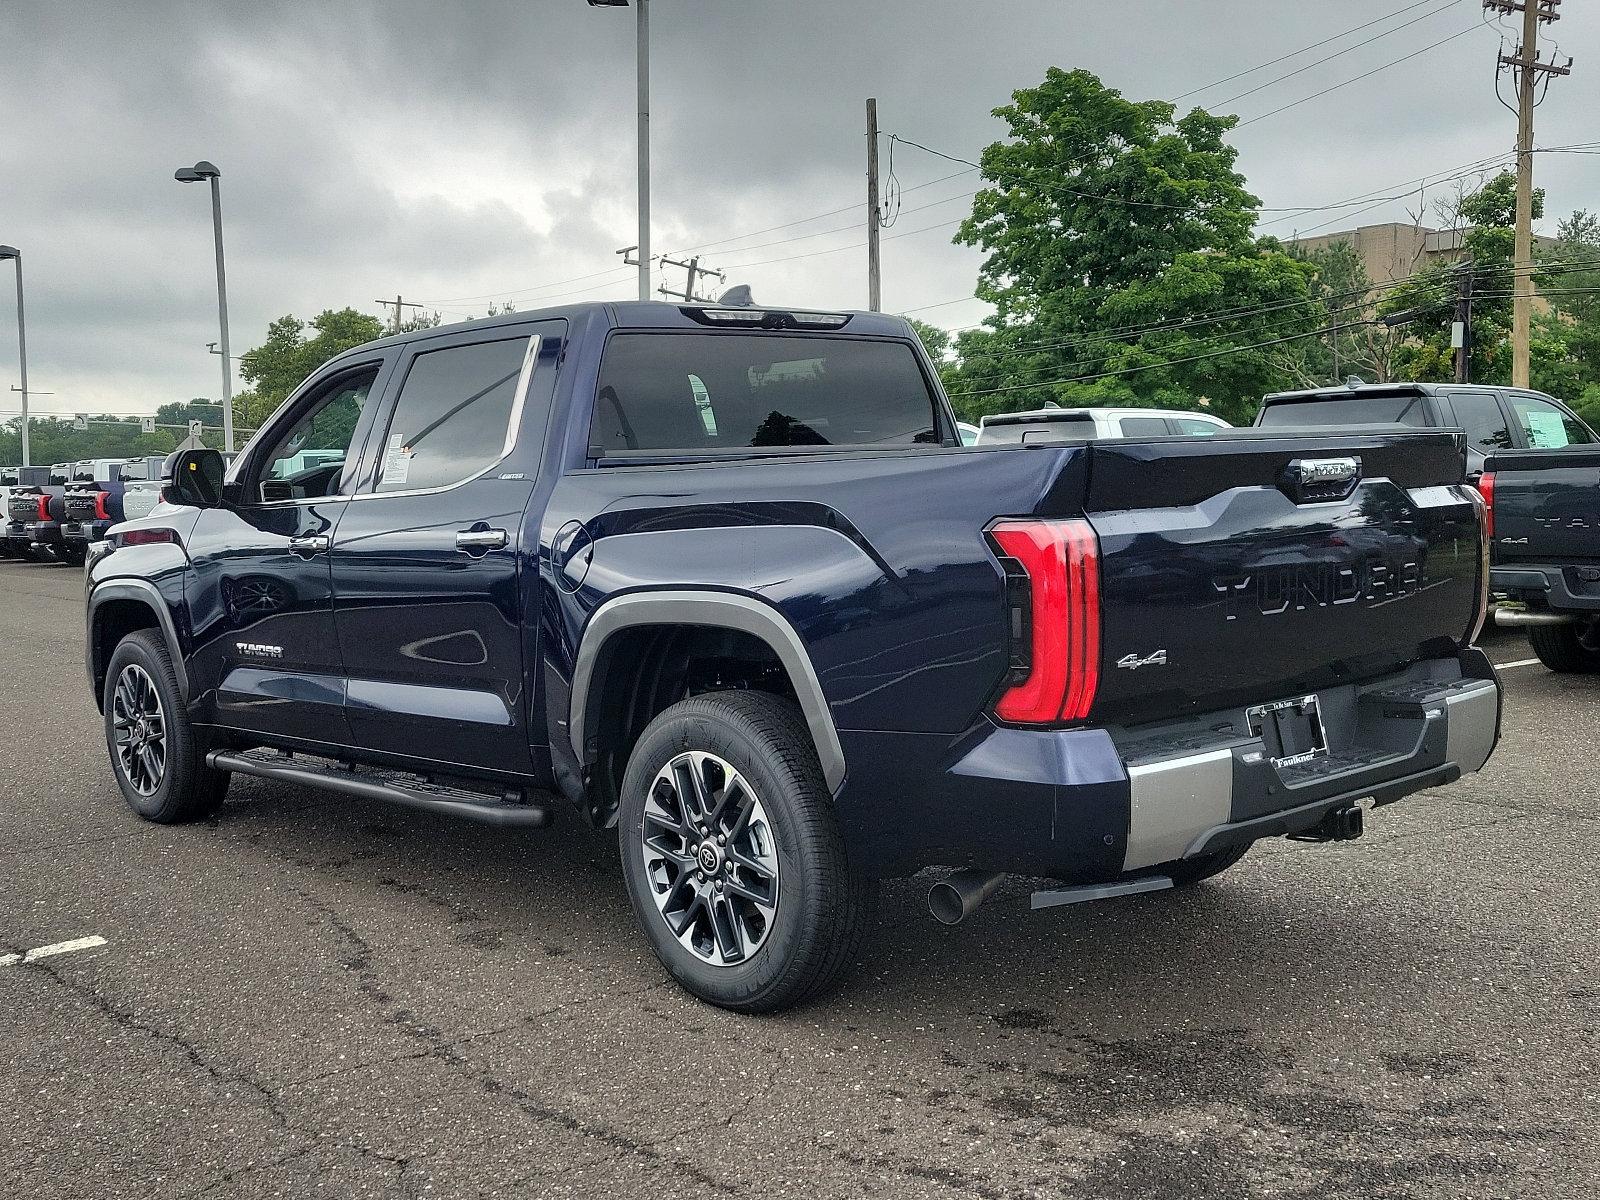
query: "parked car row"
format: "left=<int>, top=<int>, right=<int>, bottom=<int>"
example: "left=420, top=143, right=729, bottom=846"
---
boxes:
left=1, top=456, right=168, bottom=564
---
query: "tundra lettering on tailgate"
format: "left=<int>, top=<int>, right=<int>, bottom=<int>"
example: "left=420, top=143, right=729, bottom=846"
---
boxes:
left=1212, top=555, right=1426, bottom=621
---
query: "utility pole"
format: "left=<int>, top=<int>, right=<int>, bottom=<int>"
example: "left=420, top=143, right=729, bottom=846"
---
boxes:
left=866, top=98, right=881, bottom=312
left=1453, top=261, right=1475, bottom=384
left=657, top=255, right=725, bottom=304
left=376, top=295, right=424, bottom=333
left=1486, top=0, right=1572, bottom=387
left=0, top=247, right=29, bottom=466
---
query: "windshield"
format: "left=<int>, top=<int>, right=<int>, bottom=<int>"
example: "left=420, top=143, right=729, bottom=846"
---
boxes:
left=1258, top=395, right=1428, bottom=428
left=592, top=333, right=942, bottom=454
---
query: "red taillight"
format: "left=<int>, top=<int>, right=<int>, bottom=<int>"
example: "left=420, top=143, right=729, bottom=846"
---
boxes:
left=988, top=518, right=1101, bottom=724
left=94, top=491, right=111, bottom=521
left=35, top=495, right=50, bottom=521
left=1475, top=472, right=1495, bottom=539
left=117, top=528, right=177, bottom=548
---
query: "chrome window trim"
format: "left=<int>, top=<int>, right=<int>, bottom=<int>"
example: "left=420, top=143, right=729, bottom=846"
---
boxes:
left=347, top=333, right=541, bottom=503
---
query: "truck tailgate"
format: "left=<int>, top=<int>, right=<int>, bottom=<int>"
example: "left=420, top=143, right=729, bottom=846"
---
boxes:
left=1079, top=430, right=1482, bottom=728
left=1485, top=447, right=1600, bottom=565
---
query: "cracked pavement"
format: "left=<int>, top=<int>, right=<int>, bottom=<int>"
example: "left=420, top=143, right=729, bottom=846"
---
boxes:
left=2, top=561, right=1597, bottom=1198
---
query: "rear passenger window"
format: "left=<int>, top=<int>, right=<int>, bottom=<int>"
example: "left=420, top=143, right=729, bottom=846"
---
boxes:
left=1509, top=394, right=1594, bottom=448
left=1118, top=416, right=1171, bottom=438
left=375, top=336, right=536, bottom=493
left=1445, top=392, right=1513, bottom=453
left=1173, top=417, right=1221, bottom=436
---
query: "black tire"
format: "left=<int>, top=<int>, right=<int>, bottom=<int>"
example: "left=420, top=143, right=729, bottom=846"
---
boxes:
left=1165, top=840, right=1254, bottom=887
left=1528, top=623, right=1600, bottom=673
left=617, top=690, right=877, bottom=1013
left=103, top=630, right=229, bottom=823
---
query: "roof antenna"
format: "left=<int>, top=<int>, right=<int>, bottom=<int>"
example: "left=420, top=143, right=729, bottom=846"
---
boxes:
left=716, top=284, right=756, bottom=307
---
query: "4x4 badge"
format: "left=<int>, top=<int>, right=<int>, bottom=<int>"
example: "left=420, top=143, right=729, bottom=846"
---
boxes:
left=1116, top=650, right=1168, bottom=670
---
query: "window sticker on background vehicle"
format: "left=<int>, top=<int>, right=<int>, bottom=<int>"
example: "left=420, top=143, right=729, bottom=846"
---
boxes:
left=1526, top=410, right=1567, bottom=448
left=381, top=432, right=412, bottom=486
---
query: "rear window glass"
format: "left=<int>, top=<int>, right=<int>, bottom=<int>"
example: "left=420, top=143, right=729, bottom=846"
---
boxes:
left=1257, top=395, right=1428, bottom=428
left=978, top=416, right=1095, bottom=445
left=1118, top=416, right=1170, bottom=438
left=592, top=333, right=941, bottom=454
left=1510, top=394, right=1594, bottom=448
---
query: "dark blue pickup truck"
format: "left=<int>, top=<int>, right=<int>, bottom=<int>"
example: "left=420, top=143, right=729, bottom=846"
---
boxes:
left=83, top=302, right=1500, bottom=1010
left=1484, top=443, right=1600, bottom=671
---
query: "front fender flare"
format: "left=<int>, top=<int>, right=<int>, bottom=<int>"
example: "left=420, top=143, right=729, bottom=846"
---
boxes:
left=569, top=590, right=846, bottom=793
left=86, top=578, right=190, bottom=702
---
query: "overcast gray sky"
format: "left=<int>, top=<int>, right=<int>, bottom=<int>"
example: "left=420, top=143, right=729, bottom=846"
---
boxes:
left=2, top=0, right=1597, bottom=418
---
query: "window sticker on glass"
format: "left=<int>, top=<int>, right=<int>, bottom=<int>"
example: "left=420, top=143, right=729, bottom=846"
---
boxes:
left=688, top=374, right=717, bottom=435
left=380, top=432, right=412, bottom=486
left=1526, top=410, right=1568, bottom=448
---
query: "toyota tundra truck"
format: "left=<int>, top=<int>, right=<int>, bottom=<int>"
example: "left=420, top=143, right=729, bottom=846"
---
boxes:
left=1482, top=440, right=1600, bottom=671
left=6, top=462, right=72, bottom=561
left=83, top=301, right=1500, bottom=1011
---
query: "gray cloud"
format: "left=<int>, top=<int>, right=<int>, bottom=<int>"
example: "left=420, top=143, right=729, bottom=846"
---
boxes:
left=1, top=0, right=1595, bottom=416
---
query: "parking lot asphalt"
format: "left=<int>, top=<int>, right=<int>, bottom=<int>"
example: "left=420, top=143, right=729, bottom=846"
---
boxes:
left=1, top=559, right=1597, bottom=1200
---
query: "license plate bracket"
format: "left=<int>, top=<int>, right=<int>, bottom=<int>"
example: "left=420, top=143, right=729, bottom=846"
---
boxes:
left=1247, top=694, right=1328, bottom=768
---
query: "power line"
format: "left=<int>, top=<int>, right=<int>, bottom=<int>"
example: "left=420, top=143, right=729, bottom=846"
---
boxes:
left=1210, top=0, right=1465, bottom=109
left=1173, top=0, right=1448, bottom=100
left=1236, top=24, right=1489, bottom=127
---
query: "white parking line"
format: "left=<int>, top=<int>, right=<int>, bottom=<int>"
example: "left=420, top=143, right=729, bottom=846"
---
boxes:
left=1493, top=658, right=1541, bottom=671
left=0, top=935, right=107, bottom=967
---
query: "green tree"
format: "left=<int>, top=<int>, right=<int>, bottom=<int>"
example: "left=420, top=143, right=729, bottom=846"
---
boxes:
left=943, top=68, right=1320, bottom=425
left=1379, top=172, right=1544, bottom=385
left=234, top=307, right=387, bottom=429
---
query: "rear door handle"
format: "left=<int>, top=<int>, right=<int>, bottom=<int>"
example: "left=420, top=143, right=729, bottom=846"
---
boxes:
left=455, top=528, right=508, bottom=554
left=288, top=535, right=330, bottom=557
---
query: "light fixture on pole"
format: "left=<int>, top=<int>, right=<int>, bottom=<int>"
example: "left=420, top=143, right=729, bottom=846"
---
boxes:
left=0, top=246, right=28, bottom=467
left=174, top=160, right=235, bottom=452
left=588, top=0, right=650, bottom=302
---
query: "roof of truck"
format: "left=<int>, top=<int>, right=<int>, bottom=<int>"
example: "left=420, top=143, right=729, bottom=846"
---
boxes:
left=1262, top=382, right=1518, bottom=404
left=338, top=300, right=915, bottom=362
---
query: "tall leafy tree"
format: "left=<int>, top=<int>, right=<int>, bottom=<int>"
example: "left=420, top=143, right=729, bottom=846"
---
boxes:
left=1379, top=172, right=1544, bottom=385
left=944, top=68, right=1319, bottom=425
left=234, top=307, right=395, bottom=428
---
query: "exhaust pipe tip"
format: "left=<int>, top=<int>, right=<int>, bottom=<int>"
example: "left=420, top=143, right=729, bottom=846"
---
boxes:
left=928, top=869, right=1006, bottom=926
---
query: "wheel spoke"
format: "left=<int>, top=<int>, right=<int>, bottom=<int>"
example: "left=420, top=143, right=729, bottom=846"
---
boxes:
left=663, top=890, right=703, bottom=938
left=708, top=894, right=745, bottom=962
left=722, top=871, right=775, bottom=909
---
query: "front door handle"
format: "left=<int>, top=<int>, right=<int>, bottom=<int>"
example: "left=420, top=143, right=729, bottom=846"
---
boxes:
left=288, top=534, right=330, bottom=557
left=455, top=528, right=508, bottom=554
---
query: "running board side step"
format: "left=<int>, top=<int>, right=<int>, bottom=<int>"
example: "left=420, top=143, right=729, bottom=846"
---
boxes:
left=207, top=749, right=552, bottom=827
left=1030, top=875, right=1173, bottom=910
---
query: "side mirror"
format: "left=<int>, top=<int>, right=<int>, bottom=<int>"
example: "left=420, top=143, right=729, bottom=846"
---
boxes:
left=168, top=449, right=227, bottom=508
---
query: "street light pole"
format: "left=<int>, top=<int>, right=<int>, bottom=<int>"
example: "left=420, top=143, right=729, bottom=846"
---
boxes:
left=0, top=247, right=27, bottom=467
left=590, top=0, right=650, bottom=301
left=175, top=161, right=235, bottom=452
left=636, top=0, right=650, bottom=303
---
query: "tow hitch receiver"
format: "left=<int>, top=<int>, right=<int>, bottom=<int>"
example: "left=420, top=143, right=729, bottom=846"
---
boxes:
left=1291, top=804, right=1365, bottom=843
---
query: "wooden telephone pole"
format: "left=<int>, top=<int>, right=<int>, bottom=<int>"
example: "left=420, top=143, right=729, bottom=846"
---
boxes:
left=866, top=98, right=881, bottom=312
left=1485, top=0, right=1572, bottom=387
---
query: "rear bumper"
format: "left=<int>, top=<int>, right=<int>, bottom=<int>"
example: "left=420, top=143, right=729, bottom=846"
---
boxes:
left=1493, top=563, right=1600, bottom=613
left=62, top=520, right=111, bottom=545
left=835, top=649, right=1500, bottom=879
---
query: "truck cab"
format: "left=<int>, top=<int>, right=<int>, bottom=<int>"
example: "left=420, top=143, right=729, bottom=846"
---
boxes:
left=1256, top=382, right=1597, bottom=478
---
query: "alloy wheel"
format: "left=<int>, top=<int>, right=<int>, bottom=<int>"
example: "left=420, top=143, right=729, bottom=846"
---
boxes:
left=111, top=664, right=167, bottom=796
left=641, top=750, right=780, bottom=966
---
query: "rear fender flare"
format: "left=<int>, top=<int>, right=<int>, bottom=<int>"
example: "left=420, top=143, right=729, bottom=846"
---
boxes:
left=569, top=590, right=846, bottom=793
